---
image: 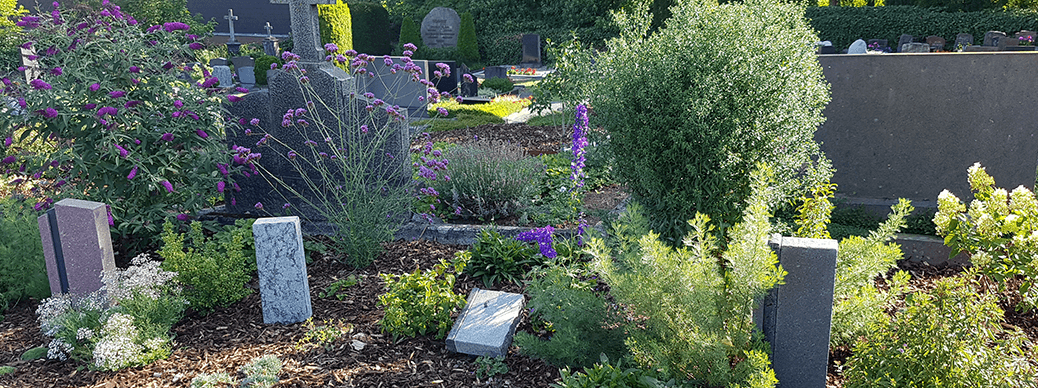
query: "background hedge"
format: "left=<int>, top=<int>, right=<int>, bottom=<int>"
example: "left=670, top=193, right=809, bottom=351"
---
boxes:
left=350, top=1, right=392, bottom=55
left=807, top=6, right=1038, bottom=50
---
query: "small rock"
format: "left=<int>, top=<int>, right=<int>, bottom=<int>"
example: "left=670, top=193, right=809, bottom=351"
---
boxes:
left=351, top=340, right=366, bottom=351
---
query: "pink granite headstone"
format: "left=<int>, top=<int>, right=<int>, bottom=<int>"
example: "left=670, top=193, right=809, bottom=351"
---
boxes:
left=37, top=198, right=116, bottom=295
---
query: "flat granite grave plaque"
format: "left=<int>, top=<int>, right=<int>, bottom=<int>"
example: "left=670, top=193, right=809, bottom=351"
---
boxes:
left=446, top=288, right=525, bottom=357
left=253, top=216, right=312, bottom=324
left=37, top=198, right=116, bottom=296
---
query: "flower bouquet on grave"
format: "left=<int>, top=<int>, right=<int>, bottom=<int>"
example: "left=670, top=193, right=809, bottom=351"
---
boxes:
left=1019, top=35, right=1034, bottom=46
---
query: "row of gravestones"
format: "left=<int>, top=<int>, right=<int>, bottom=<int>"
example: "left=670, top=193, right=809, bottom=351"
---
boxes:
left=839, top=30, right=1037, bottom=54
left=38, top=197, right=841, bottom=387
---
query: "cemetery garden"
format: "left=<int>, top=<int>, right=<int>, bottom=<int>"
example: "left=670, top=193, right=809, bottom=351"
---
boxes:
left=1, top=0, right=1038, bottom=387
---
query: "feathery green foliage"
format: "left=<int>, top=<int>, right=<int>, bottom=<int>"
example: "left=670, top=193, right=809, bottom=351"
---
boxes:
left=588, top=166, right=782, bottom=387
left=0, top=197, right=50, bottom=315
left=457, top=12, right=480, bottom=66
left=158, top=220, right=254, bottom=314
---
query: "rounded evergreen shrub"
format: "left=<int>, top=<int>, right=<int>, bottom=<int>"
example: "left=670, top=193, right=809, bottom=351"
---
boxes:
left=253, top=55, right=282, bottom=86
left=480, top=77, right=514, bottom=94
left=589, top=0, right=832, bottom=239
left=397, top=17, right=422, bottom=53
left=349, top=1, right=391, bottom=55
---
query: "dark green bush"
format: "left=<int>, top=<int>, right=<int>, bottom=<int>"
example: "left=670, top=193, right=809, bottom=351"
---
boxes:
left=587, top=0, right=831, bottom=240
left=397, top=16, right=422, bottom=52
left=806, top=6, right=1038, bottom=51
left=514, top=266, right=627, bottom=368
left=318, top=0, right=353, bottom=53
left=460, top=229, right=539, bottom=287
left=480, top=77, right=513, bottom=94
left=350, top=2, right=392, bottom=55
left=253, top=55, right=282, bottom=86
left=0, top=197, right=50, bottom=315
left=457, top=12, right=480, bottom=66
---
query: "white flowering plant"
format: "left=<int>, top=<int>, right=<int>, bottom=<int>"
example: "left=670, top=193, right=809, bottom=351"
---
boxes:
left=934, top=162, right=1038, bottom=311
left=35, top=253, right=186, bottom=370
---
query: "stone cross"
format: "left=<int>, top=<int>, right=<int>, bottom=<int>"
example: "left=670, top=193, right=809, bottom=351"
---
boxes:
left=270, top=0, right=335, bottom=63
left=224, top=9, right=239, bottom=43
left=264, top=21, right=274, bottom=38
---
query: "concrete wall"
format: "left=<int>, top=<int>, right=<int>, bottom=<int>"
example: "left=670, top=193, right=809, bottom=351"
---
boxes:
left=817, top=52, right=1038, bottom=210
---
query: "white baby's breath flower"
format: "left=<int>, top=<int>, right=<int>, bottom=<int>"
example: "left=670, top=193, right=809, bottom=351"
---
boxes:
left=76, top=327, right=95, bottom=341
left=46, top=338, right=72, bottom=360
left=93, top=313, right=144, bottom=370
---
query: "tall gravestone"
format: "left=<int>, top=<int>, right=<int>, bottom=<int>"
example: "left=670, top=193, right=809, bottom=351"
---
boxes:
left=421, top=7, right=461, bottom=49
left=37, top=199, right=116, bottom=296
left=225, top=0, right=409, bottom=223
left=755, top=235, right=838, bottom=388
left=232, top=56, right=256, bottom=86
left=210, top=58, right=234, bottom=88
left=263, top=22, right=280, bottom=57
left=225, top=9, right=242, bottom=56
left=521, top=34, right=541, bottom=67
left=253, top=216, right=312, bottom=324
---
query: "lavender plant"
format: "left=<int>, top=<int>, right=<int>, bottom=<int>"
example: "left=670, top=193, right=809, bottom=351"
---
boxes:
left=0, top=1, right=241, bottom=251
left=428, top=138, right=543, bottom=222
left=240, top=43, right=446, bottom=267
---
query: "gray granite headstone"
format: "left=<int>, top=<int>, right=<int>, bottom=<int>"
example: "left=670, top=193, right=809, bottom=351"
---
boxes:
left=895, top=34, right=914, bottom=53
left=901, top=42, right=930, bottom=53
left=847, top=39, right=867, bottom=54
left=459, top=63, right=478, bottom=98
left=264, top=38, right=280, bottom=57
left=225, top=3, right=409, bottom=224
left=756, top=235, right=837, bottom=388
left=955, top=33, right=974, bottom=50
left=213, top=65, right=234, bottom=88
left=253, top=216, right=312, bottom=324
left=37, top=199, right=116, bottom=296
left=210, top=57, right=229, bottom=67
left=232, top=56, right=256, bottom=85
left=983, top=31, right=1007, bottom=49
left=421, top=7, right=461, bottom=49
left=446, top=288, right=525, bottom=357
left=521, top=34, right=541, bottom=67
left=484, top=65, right=508, bottom=80
left=231, top=56, right=255, bottom=71
left=271, top=0, right=336, bottom=62
left=357, top=56, right=430, bottom=119
left=432, top=60, right=458, bottom=95
left=925, top=36, right=946, bottom=51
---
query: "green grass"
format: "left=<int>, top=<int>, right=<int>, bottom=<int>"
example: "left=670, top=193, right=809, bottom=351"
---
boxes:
left=416, top=96, right=531, bottom=132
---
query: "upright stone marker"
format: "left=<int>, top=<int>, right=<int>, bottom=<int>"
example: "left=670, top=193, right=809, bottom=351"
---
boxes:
left=232, top=56, right=256, bottom=85
left=521, top=34, right=541, bottom=67
left=983, top=31, right=1008, bottom=49
left=847, top=39, right=867, bottom=54
left=446, top=288, right=525, bottom=357
left=757, top=235, right=837, bottom=388
left=210, top=58, right=234, bottom=88
left=896, top=34, right=914, bottom=53
left=484, top=65, right=508, bottom=80
left=263, top=21, right=280, bottom=57
left=37, top=199, right=116, bottom=296
left=421, top=7, right=461, bottom=49
left=925, top=36, right=946, bottom=51
left=271, top=0, right=335, bottom=62
left=225, top=9, right=241, bottom=55
left=253, top=216, right=312, bottom=324
left=955, top=33, right=974, bottom=50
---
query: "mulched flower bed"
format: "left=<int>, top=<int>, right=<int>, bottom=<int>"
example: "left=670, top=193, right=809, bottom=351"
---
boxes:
left=1, top=123, right=1034, bottom=387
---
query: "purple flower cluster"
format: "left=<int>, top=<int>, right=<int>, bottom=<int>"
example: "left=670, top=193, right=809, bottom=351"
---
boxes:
left=515, top=225, right=557, bottom=258
left=571, top=104, right=589, bottom=191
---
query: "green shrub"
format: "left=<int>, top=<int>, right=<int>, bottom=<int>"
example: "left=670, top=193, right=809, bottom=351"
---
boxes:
left=461, top=229, right=539, bottom=288
left=429, top=138, right=543, bottom=221
left=457, top=12, right=480, bottom=66
left=0, top=197, right=50, bottom=314
left=829, top=200, right=913, bottom=347
left=378, top=256, right=467, bottom=340
left=350, top=2, right=391, bottom=55
left=555, top=356, right=686, bottom=388
left=76, top=0, right=214, bottom=35
left=845, top=276, right=1036, bottom=387
left=191, top=355, right=282, bottom=388
left=157, top=220, right=253, bottom=314
left=806, top=6, right=1038, bottom=51
left=514, top=265, right=627, bottom=368
left=580, top=0, right=831, bottom=242
left=318, top=0, right=353, bottom=55
left=935, top=162, right=1038, bottom=311
left=480, top=77, right=514, bottom=94
left=587, top=166, right=781, bottom=387
left=397, top=17, right=422, bottom=52
left=0, top=3, right=241, bottom=254
left=253, top=55, right=282, bottom=86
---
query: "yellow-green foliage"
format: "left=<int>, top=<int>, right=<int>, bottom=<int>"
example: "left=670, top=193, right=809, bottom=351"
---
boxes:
left=428, top=96, right=530, bottom=119
left=318, top=0, right=352, bottom=64
left=378, top=256, right=467, bottom=340
left=0, top=0, right=25, bottom=43
left=588, top=166, right=782, bottom=387
left=158, top=220, right=253, bottom=314
left=457, top=12, right=480, bottom=66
